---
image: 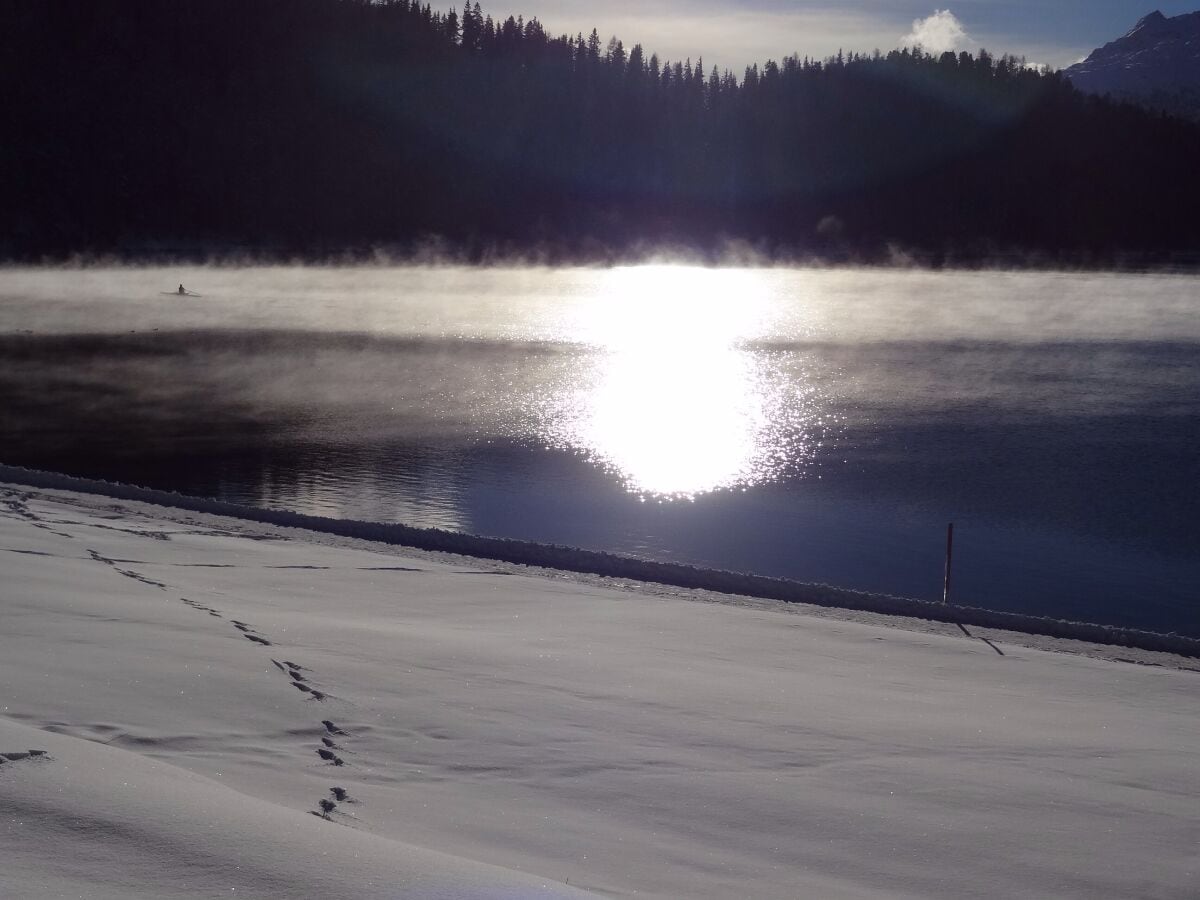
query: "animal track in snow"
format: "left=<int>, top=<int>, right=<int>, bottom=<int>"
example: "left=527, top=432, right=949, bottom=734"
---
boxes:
left=310, top=786, right=357, bottom=821
left=310, top=785, right=358, bottom=822
left=115, top=566, right=165, bottom=588
left=232, top=621, right=270, bottom=640
left=2, top=494, right=37, bottom=521
left=0, top=493, right=73, bottom=537
left=266, top=657, right=328, bottom=701
left=173, top=606, right=358, bottom=813
left=176, top=610, right=276, bottom=646
left=316, top=747, right=345, bottom=766
left=290, top=681, right=327, bottom=700
left=181, top=598, right=222, bottom=618
left=87, top=548, right=167, bottom=589
left=0, top=749, right=50, bottom=764
left=72, top=520, right=173, bottom=541
left=229, top=621, right=272, bottom=645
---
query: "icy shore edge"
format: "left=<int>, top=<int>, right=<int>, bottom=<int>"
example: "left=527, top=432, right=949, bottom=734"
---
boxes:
left=2, top=463, right=1196, bottom=658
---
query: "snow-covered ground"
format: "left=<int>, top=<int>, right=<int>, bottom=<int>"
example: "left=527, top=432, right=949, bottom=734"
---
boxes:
left=2, top=484, right=1197, bottom=898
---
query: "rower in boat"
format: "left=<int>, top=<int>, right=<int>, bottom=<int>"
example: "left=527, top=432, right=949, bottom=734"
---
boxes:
left=161, top=284, right=201, bottom=297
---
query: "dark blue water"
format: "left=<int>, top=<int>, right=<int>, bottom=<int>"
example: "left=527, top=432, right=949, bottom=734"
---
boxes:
left=2, top=267, right=1197, bottom=636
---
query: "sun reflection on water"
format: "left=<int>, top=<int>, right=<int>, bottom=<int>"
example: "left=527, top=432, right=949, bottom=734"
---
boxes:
left=550, top=265, right=823, bottom=498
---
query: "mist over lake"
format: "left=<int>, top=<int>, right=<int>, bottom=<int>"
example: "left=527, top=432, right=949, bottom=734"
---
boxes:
left=3, top=265, right=1197, bottom=635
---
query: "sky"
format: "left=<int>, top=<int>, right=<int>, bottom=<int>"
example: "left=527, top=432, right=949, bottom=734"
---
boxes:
left=501, top=1, right=1199, bottom=72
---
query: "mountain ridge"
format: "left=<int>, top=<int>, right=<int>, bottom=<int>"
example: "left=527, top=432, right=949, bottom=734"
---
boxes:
left=1065, top=9, right=1200, bottom=118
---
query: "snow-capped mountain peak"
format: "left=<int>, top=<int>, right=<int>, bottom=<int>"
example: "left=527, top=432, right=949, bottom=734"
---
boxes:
left=1127, top=9, right=1168, bottom=38
left=1065, top=9, right=1200, bottom=118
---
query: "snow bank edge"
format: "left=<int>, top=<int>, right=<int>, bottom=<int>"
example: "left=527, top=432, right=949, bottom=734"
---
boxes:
left=3, top=464, right=1196, bottom=658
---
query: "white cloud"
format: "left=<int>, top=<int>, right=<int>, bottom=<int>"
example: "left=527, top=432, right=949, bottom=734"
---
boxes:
left=517, top=3, right=930, bottom=71
left=899, top=9, right=978, bottom=54
left=483, top=1, right=1086, bottom=72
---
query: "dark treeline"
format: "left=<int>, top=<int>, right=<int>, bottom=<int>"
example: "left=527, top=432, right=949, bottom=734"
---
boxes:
left=6, top=0, right=1200, bottom=263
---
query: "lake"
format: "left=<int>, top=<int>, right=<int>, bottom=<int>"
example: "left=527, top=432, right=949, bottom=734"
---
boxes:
left=2, top=265, right=1197, bottom=635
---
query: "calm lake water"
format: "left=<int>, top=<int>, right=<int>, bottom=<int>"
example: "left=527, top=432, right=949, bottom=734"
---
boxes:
left=2, top=265, right=1198, bottom=635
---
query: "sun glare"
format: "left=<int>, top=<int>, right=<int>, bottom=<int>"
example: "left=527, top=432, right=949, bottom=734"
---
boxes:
left=575, top=265, right=771, bottom=351
left=554, top=265, right=786, bottom=498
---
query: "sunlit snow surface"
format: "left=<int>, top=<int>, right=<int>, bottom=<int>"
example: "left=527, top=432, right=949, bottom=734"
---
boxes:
left=1, top=486, right=1198, bottom=899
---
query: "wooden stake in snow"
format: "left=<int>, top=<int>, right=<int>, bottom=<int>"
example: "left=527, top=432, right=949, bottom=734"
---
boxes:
left=943, top=522, right=954, bottom=605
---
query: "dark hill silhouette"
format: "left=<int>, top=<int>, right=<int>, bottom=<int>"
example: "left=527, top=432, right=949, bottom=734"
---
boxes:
left=4, top=0, right=1200, bottom=264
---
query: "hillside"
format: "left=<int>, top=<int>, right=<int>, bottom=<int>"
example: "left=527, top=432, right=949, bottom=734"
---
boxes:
left=5, top=0, right=1200, bottom=262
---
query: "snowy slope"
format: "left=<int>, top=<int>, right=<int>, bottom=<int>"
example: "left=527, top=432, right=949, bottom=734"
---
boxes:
left=1065, top=10, right=1200, bottom=115
left=2, top=718, right=590, bottom=899
left=2, top=484, right=1198, bottom=898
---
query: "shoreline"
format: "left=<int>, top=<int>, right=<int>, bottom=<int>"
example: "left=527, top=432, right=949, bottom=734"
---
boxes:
left=4, top=463, right=1197, bottom=661
left=5, top=254, right=1200, bottom=275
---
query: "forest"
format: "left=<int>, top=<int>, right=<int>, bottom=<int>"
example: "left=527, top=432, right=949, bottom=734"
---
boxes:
left=5, top=0, right=1200, bottom=263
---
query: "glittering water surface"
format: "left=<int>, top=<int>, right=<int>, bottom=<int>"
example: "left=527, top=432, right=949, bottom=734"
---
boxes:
left=2, top=265, right=1198, bottom=634
left=542, top=265, right=826, bottom=497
